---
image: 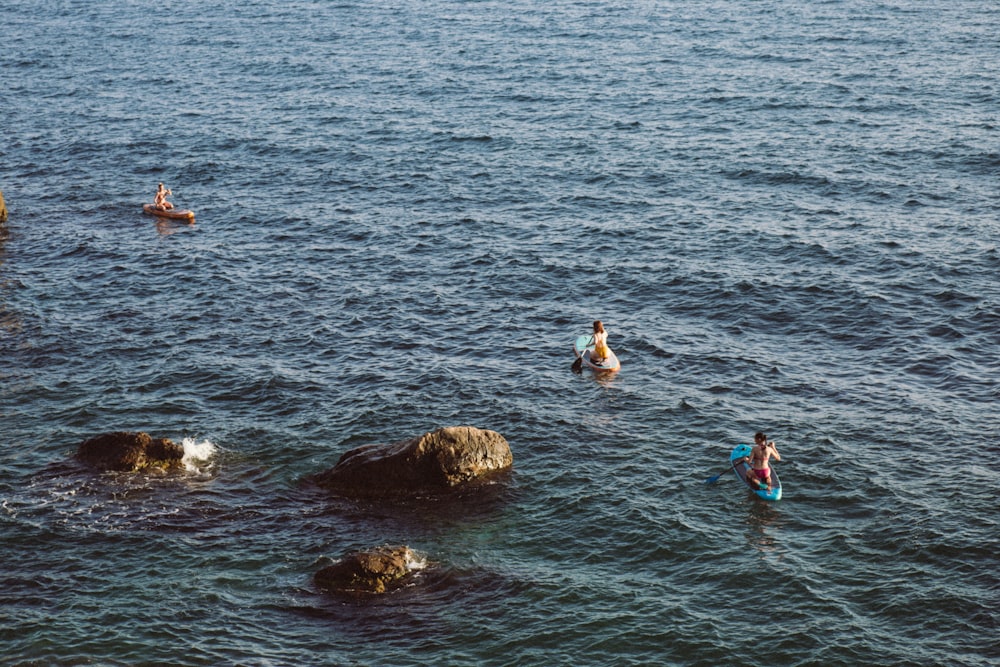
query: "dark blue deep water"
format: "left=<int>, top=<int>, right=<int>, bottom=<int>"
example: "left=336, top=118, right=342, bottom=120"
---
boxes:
left=2, top=1, right=998, bottom=664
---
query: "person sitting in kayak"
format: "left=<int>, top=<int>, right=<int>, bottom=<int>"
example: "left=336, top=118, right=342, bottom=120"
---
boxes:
left=590, top=320, right=611, bottom=363
left=153, top=183, right=174, bottom=210
left=745, top=432, right=780, bottom=490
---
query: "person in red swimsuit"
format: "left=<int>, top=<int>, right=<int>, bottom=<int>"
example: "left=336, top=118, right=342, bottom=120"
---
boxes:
left=746, top=432, right=780, bottom=490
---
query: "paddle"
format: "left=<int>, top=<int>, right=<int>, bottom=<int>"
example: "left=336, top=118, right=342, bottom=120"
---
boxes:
left=704, top=456, right=749, bottom=484
left=703, top=469, right=729, bottom=484
left=571, top=335, right=594, bottom=373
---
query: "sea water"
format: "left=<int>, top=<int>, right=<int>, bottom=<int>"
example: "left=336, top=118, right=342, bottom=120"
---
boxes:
left=1, top=1, right=997, bottom=664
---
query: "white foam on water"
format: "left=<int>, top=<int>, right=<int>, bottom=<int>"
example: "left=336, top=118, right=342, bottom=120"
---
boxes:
left=181, top=438, right=216, bottom=472
left=405, top=550, right=428, bottom=572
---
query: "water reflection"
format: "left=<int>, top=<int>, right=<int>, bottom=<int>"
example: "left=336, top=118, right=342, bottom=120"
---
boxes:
left=744, top=500, right=782, bottom=555
left=589, top=370, right=621, bottom=389
left=155, top=218, right=196, bottom=236
left=0, top=214, right=19, bottom=337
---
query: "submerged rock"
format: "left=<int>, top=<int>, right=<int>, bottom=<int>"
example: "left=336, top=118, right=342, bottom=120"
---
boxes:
left=314, top=545, right=421, bottom=595
left=311, top=425, right=513, bottom=498
left=76, top=431, right=185, bottom=472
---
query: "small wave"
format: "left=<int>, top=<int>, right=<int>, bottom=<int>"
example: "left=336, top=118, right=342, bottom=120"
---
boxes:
left=725, top=168, right=833, bottom=190
left=449, top=134, right=493, bottom=143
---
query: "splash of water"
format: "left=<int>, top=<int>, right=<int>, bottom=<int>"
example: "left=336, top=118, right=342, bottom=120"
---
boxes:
left=405, top=550, right=428, bottom=572
left=180, top=438, right=216, bottom=472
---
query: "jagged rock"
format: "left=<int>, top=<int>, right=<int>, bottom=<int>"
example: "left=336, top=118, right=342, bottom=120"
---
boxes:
left=311, top=426, right=513, bottom=497
left=314, top=545, right=420, bottom=595
left=76, top=431, right=185, bottom=472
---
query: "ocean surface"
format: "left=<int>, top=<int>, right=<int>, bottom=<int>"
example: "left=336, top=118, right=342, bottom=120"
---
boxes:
left=1, top=0, right=998, bottom=664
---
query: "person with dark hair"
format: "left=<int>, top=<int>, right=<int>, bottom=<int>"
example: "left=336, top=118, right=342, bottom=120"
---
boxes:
left=153, top=182, right=174, bottom=211
left=746, top=432, right=780, bottom=490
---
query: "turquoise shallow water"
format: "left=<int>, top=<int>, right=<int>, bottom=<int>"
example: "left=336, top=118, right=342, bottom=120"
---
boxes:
left=1, top=1, right=998, bottom=665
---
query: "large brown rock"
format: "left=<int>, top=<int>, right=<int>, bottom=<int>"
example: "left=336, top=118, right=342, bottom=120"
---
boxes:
left=77, top=431, right=185, bottom=472
left=0, top=189, right=7, bottom=223
left=311, top=426, right=513, bottom=497
left=314, top=545, right=421, bottom=595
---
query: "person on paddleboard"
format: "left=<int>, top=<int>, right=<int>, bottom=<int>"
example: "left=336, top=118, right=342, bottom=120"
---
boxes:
left=746, top=432, right=780, bottom=490
left=590, top=320, right=611, bottom=363
left=154, top=182, right=174, bottom=211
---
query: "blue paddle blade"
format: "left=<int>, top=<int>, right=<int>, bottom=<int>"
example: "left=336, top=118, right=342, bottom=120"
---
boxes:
left=704, top=471, right=725, bottom=484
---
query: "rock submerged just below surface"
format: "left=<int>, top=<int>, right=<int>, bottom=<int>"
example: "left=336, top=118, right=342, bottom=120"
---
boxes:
left=76, top=431, right=185, bottom=472
left=314, top=545, right=422, bottom=596
left=310, top=426, right=513, bottom=498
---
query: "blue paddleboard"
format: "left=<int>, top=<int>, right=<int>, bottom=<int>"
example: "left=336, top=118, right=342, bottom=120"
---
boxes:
left=730, top=444, right=782, bottom=501
left=573, top=334, right=621, bottom=372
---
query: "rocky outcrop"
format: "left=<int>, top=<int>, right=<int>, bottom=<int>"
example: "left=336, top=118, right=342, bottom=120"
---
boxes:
left=311, top=426, right=513, bottom=498
left=314, top=545, right=422, bottom=595
left=76, top=431, right=185, bottom=472
left=0, top=189, right=7, bottom=223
